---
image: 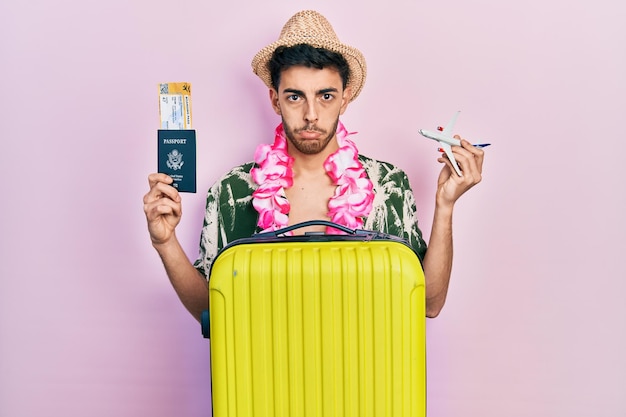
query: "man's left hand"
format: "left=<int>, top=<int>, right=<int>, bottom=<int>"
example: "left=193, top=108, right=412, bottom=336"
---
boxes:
left=436, top=135, right=484, bottom=207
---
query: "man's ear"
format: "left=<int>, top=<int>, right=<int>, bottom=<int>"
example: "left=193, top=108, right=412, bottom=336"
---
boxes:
left=269, top=89, right=281, bottom=115
left=339, top=86, right=353, bottom=115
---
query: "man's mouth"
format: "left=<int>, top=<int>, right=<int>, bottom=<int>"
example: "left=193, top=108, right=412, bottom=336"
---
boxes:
left=299, top=130, right=322, bottom=139
left=297, top=126, right=324, bottom=139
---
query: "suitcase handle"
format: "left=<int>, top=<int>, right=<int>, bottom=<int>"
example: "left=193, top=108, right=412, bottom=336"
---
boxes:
left=257, top=220, right=358, bottom=237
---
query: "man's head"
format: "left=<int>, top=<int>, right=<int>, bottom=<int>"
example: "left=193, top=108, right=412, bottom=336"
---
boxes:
left=251, top=10, right=367, bottom=102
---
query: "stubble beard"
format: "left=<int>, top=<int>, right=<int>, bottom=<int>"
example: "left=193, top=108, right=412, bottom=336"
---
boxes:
left=283, top=117, right=339, bottom=155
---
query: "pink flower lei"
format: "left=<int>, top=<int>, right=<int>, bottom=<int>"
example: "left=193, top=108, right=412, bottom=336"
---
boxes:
left=251, top=121, right=374, bottom=234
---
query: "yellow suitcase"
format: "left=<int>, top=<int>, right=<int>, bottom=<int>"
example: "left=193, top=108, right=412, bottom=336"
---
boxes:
left=203, top=221, right=426, bottom=417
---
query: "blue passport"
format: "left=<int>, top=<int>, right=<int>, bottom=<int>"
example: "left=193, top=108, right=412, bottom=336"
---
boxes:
left=157, top=130, right=196, bottom=193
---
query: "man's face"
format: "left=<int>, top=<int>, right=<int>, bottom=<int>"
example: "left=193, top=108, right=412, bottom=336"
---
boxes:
left=270, top=65, right=352, bottom=156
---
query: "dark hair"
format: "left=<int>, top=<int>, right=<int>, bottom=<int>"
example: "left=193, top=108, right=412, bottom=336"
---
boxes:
left=268, top=44, right=350, bottom=90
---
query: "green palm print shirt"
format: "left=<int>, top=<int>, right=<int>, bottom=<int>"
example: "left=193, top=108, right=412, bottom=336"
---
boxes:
left=193, top=155, right=427, bottom=278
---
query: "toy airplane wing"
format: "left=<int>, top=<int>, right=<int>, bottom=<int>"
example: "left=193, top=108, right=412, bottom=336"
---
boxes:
left=441, top=111, right=460, bottom=136
left=439, top=141, right=463, bottom=177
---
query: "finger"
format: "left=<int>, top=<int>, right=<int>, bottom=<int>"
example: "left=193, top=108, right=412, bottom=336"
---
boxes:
left=459, top=139, right=485, bottom=172
left=437, top=155, right=457, bottom=179
left=460, top=139, right=485, bottom=157
left=143, top=197, right=182, bottom=220
left=452, top=137, right=485, bottom=166
left=451, top=135, right=484, bottom=172
left=148, top=173, right=173, bottom=188
left=452, top=148, right=482, bottom=184
left=144, top=180, right=181, bottom=204
left=438, top=146, right=470, bottom=179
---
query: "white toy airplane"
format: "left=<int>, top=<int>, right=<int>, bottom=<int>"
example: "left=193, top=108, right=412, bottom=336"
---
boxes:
left=418, top=111, right=490, bottom=177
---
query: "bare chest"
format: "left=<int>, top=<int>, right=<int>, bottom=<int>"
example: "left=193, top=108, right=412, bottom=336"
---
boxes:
left=284, top=176, right=336, bottom=234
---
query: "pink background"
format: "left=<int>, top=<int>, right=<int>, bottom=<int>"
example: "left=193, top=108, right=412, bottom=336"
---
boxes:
left=1, top=0, right=625, bottom=416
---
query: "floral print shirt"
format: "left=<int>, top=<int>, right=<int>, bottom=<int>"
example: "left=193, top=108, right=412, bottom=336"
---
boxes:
left=193, top=155, right=427, bottom=278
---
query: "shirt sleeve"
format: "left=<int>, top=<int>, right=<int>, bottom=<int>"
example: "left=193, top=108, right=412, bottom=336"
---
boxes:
left=193, top=163, right=259, bottom=279
left=362, top=157, right=428, bottom=262
left=394, top=171, right=428, bottom=262
left=193, top=181, right=223, bottom=279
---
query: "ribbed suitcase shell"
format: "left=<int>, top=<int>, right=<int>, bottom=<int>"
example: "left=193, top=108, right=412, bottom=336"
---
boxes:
left=208, top=237, right=426, bottom=417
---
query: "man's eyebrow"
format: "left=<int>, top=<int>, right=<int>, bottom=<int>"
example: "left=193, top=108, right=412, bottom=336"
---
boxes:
left=282, top=87, right=339, bottom=96
left=282, top=88, right=305, bottom=96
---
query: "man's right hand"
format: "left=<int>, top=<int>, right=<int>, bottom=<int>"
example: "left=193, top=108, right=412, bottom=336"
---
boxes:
left=143, top=173, right=183, bottom=246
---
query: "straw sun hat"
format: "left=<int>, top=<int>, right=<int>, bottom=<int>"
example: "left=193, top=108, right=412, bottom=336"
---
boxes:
left=251, top=10, right=367, bottom=102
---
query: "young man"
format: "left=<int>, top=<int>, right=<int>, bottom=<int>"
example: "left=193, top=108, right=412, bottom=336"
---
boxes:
left=143, top=10, right=484, bottom=322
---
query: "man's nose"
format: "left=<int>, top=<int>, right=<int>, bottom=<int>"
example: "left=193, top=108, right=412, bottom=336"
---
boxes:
left=304, top=102, right=318, bottom=123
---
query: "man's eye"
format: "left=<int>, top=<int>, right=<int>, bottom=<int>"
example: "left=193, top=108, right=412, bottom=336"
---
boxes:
left=287, top=95, right=300, bottom=101
left=322, top=94, right=333, bottom=100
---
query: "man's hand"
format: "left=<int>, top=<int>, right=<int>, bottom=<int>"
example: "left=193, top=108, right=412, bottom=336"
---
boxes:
left=436, top=135, right=485, bottom=207
left=143, top=173, right=183, bottom=246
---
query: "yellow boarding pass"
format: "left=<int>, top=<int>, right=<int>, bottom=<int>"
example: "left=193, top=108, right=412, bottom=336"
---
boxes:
left=158, top=82, right=192, bottom=129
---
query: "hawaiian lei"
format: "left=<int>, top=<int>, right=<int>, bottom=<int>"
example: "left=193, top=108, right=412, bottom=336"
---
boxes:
left=251, top=121, right=375, bottom=234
